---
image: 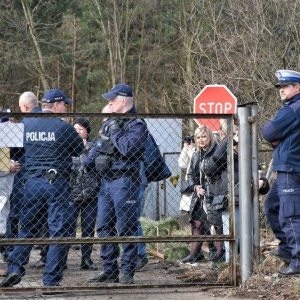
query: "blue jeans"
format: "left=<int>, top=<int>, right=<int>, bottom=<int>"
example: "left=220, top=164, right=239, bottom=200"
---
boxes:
left=222, top=206, right=240, bottom=262
left=8, top=177, right=76, bottom=286
left=137, top=186, right=147, bottom=258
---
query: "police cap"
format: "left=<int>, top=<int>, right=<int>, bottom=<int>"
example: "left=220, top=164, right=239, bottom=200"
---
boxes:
left=42, top=89, right=74, bottom=104
left=102, top=84, right=133, bottom=100
left=275, top=70, right=300, bottom=87
left=1, top=108, right=12, bottom=123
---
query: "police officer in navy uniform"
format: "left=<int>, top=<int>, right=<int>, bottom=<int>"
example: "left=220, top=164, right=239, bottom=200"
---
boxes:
left=87, top=84, right=148, bottom=284
left=0, top=89, right=84, bottom=288
left=263, top=70, right=300, bottom=276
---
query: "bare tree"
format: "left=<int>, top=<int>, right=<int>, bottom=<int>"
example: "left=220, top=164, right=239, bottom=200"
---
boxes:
left=90, top=0, right=138, bottom=86
left=173, top=0, right=300, bottom=147
left=21, top=0, right=49, bottom=90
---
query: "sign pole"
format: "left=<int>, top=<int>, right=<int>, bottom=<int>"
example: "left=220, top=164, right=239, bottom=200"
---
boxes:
left=251, top=104, right=260, bottom=262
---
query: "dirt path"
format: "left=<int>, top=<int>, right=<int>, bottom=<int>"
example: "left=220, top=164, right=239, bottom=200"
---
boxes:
left=1, top=244, right=300, bottom=299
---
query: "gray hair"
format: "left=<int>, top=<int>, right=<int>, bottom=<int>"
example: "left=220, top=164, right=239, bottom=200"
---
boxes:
left=19, top=91, right=38, bottom=109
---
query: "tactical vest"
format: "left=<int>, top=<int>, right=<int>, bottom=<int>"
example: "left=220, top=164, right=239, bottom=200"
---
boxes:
left=95, top=118, right=171, bottom=182
left=94, top=118, right=144, bottom=173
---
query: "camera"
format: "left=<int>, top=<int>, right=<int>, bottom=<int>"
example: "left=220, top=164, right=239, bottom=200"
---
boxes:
left=182, top=135, right=194, bottom=145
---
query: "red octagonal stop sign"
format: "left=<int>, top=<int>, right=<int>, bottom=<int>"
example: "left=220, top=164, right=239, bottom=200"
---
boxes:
left=193, top=85, right=237, bottom=131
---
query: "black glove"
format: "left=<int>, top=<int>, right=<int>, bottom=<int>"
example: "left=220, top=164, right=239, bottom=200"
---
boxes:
left=259, top=177, right=270, bottom=195
left=107, top=119, right=120, bottom=132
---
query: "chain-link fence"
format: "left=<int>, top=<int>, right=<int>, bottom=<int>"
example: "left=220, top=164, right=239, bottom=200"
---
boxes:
left=0, top=113, right=238, bottom=295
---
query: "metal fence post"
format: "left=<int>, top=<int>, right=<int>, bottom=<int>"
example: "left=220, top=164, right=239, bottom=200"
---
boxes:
left=251, top=104, right=260, bottom=261
left=238, top=106, right=253, bottom=282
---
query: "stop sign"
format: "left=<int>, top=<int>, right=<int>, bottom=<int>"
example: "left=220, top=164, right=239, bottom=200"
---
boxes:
left=193, top=85, right=237, bottom=131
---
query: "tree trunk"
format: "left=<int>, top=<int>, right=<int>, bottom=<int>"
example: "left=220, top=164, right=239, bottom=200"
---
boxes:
left=21, top=0, right=49, bottom=91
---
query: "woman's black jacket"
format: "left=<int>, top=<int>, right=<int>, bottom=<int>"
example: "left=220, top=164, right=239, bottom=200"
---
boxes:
left=203, top=138, right=239, bottom=203
left=187, top=141, right=218, bottom=218
left=203, top=138, right=269, bottom=205
left=70, top=141, right=100, bottom=203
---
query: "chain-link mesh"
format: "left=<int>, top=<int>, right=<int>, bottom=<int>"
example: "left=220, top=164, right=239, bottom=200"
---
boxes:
left=0, top=113, right=237, bottom=294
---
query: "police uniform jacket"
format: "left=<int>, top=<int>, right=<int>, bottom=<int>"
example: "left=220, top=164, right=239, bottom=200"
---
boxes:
left=23, top=111, right=84, bottom=179
left=86, top=105, right=148, bottom=180
left=263, top=93, right=300, bottom=172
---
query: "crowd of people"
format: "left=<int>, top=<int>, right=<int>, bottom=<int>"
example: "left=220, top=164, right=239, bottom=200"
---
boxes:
left=177, top=68, right=300, bottom=278
left=0, top=84, right=155, bottom=290
left=0, top=68, right=300, bottom=291
left=178, top=121, right=270, bottom=268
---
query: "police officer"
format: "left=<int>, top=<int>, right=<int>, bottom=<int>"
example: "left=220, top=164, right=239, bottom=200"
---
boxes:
left=0, top=89, right=84, bottom=287
left=263, top=70, right=300, bottom=276
left=101, top=103, right=148, bottom=270
left=87, top=84, right=148, bottom=284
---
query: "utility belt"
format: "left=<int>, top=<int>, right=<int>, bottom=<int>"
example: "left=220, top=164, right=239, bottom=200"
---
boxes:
left=43, top=169, right=70, bottom=184
left=103, top=169, right=140, bottom=182
left=28, top=169, right=70, bottom=184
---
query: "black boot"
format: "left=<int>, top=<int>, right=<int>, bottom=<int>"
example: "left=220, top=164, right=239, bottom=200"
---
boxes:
left=208, top=242, right=217, bottom=261
left=80, top=257, right=98, bottom=270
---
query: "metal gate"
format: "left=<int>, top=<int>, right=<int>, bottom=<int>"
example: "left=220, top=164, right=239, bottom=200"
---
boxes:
left=0, top=111, right=250, bottom=296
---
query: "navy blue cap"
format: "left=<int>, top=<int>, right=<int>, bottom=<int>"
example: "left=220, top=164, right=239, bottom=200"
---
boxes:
left=42, top=89, right=74, bottom=104
left=102, top=84, right=133, bottom=100
left=275, top=70, right=300, bottom=87
left=1, top=108, right=12, bottom=123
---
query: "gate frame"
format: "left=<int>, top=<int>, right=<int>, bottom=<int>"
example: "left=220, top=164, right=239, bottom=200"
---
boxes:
left=0, top=111, right=259, bottom=294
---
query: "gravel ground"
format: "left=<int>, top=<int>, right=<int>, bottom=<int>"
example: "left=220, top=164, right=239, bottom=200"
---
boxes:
left=1, top=244, right=299, bottom=300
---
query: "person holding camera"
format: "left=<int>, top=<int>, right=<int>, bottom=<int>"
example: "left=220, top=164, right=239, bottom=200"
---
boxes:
left=178, top=125, right=218, bottom=266
left=178, top=135, right=196, bottom=214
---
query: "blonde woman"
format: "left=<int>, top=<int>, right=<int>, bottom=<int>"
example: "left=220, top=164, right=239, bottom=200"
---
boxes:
left=178, top=126, right=218, bottom=265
